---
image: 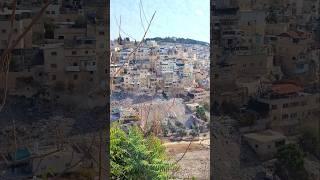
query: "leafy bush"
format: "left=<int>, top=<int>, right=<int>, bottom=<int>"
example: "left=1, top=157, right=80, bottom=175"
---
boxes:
left=299, top=129, right=320, bottom=158
left=111, top=124, right=175, bottom=179
left=44, top=22, right=55, bottom=39
left=239, top=113, right=256, bottom=127
left=196, top=106, right=207, bottom=121
left=275, top=144, right=308, bottom=180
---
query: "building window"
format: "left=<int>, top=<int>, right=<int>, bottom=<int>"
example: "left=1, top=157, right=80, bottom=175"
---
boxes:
left=14, top=28, right=18, bottom=33
left=291, top=102, right=299, bottom=107
left=92, top=62, right=96, bottom=66
left=58, top=36, right=64, bottom=39
left=73, top=62, right=78, bottom=66
left=301, top=101, right=307, bottom=106
left=99, top=31, right=104, bottom=35
left=73, top=74, right=78, bottom=80
left=52, top=75, right=56, bottom=80
left=283, top=103, right=288, bottom=108
left=290, top=113, right=297, bottom=118
left=90, top=71, right=94, bottom=74
left=85, top=50, right=88, bottom=54
left=38, top=73, right=42, bottom=77
left=282, top=114, right=289, bottom=119
left=72, top=51, right=77, bottom=55
left=2, top=29, right=7, bottom=33
left=51, top=51, right=57, bottom=56
left=51, top=64, right=57, bottom=68
left=255, top=144, right=258, bottom=148
left=51, top=11, right=55, bottom=14
left=271, top=105, right=277, bottom=110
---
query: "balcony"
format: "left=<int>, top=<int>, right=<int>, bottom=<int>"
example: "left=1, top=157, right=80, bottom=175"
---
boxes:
left=85, top=65, right=97, bottom=71
left=65, top=66, right=80, bottom=72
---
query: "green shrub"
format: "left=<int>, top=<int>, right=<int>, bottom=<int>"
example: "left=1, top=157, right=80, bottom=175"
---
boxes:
left=196, top=106, right=207, bottom=121
left=275, top=144, right=308, bottom=180
left=299, top=128, right=320, bottom=158
left=111, top=123, right=175, bottom=179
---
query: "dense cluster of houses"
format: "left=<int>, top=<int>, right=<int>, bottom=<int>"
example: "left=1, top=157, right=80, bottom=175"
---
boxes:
left=110, top=40, right=210, bottom=97
left=0, top=0, right=107, bottom=107
left=213, top=0, right=320, bottom=171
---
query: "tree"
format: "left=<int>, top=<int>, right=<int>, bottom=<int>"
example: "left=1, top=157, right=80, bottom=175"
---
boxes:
left=239, top=113, right=256, bottom=127
left=299, top=129, right=320, bottom=158
left=44, top=22, right=55, bottom=39
left=177, top=129, right=187, bottom=137
left=196, top=106, right=207, bottom=121
left=110, top=124, right=175, bottom=179
left=275, top=144, right=308, bottom=180
left=190, top=129, right=199, bottom=137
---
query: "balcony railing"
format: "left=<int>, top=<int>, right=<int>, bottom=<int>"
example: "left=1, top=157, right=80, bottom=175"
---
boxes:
left=65, top=66, right=80, bottom=72
left=85, top=65, right=97, bottom=71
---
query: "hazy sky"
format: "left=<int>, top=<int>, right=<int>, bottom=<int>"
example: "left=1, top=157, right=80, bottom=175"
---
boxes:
left=110, top=0, right=210, bottom=43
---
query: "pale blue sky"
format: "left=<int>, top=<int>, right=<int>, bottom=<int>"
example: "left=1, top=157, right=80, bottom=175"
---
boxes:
left=110, top=0, right=210, bottom=43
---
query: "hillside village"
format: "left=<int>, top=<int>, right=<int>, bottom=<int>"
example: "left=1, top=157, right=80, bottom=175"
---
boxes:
left=110, top=38, right=211, bottom=179
left=0, top=0, right=319, bottom=179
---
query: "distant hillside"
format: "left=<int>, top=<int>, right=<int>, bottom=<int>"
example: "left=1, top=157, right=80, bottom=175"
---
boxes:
left=145, top=37, right=209, bottom=46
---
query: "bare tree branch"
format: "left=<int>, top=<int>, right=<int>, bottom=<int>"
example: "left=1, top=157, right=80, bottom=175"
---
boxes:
left=0, top=0, right=51, bottom=112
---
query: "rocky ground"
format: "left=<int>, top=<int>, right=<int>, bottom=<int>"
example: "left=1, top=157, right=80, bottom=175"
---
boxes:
left=165, top=136, right=210, bottom=179
left=0, top=96, right=105, bottom=155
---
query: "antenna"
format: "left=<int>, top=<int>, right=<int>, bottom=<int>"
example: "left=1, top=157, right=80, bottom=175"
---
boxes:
left=118, top=15, right=121, bottom=39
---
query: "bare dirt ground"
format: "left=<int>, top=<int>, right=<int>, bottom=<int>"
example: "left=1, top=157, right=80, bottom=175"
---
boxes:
left=165, top=138, right=210, bottom=180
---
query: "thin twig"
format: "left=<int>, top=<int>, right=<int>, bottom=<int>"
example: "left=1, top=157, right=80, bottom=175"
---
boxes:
left=139, top=2, right=146, bottom=32
left=113, top=15, right=137, bottom=41
left=0, top=0, right=51, bottom=60
left=173, top=140, right=192, bottom=165
left=112, top=11, right=156, bottom=78
left=140, top=0, right=149, bottom=24
left=0, top=0, right=51, bottom=112
left=111, top=11, right=156, bottom=94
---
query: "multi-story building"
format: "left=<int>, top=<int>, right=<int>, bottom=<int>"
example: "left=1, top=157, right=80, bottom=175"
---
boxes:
left=256, top=82, right=320, bottom=135
left=0, top=8, right=32, bottom=49
left=187, top=88, right=210, bottom=103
